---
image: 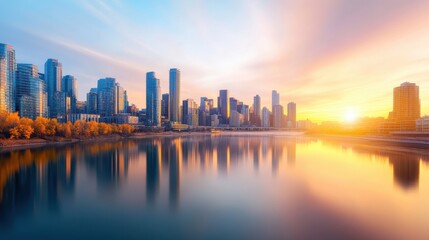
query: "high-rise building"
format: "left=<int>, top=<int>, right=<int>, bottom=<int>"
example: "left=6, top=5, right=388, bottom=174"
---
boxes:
left=169, top=68, right=180, bottom=123
left=97, top=77, right=117, bottom=116
left=273, top=105, right=284, bottom=128
left=0, top=43, right=16, bottom=112
left=219, top=90, right=229, bottom=124
left=62, top=75, right=78, bottom=113
left=230, top=97, right=238, bottom=117
left=262, top=107, right=270, bottom=128
left=15, top=64, right=48, bottom=119
left=54, top=91, right=70, bottom=119
left=287, top=102, right=297, bottom=128
left=387, top=82, right=421, bottom=131
left=198, top=97, right=212, bottom=126
left=146, top=72, right=161, bottom=126
left=253, top=95, right=261, bottom=117
left=272, top=90, right=280, bottom=112
left=86, top=88, right=98, bottom=114
left=161, top=93, right=170, bottom=120
left=230, top=111, right=244, bottom=127
left=182, top=99, right=198, bottom=126
left=124, top=90, right=129, bottom=112
left=45, top=59, right=62, bottom=117
left=116, top=83, right=125, bottom=113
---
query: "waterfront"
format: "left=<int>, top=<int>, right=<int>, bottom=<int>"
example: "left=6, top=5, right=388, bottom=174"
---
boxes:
left=1, top=132, right=429, bottom=240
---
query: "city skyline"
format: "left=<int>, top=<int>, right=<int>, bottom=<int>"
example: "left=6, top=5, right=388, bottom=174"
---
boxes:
left=3, top=1, right=429, bottom=122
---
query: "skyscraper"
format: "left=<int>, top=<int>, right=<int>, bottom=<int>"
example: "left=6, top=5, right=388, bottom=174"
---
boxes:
left=162, top=93, right=170, bottom=120
left=219, top=90, right=229, bottom=124
left=230, top=97, right=238, bottom=117
left=16, top=64, right=47, bottom=118
left=86, top=88, right=98, bottom=114
left=389, top=82, right=420, bottom=131
left=253, top=95, right=261, bottom=117
left=287, top=102, right=297, bottom=128
left=272, top=90, right=280, bottom=112
left=273, top=105, right=284, bottom=128
left=116, top=83, right=125, bottom=113
left=45, top=59, right=62, bottom=117
left=146, top=72, right=161, bottom=126
left=62, top=75, right=78, bottom=113
left=182, top=99, right=198, bottom=126
left=0, top=43, right=16, bottom=112
left=97, top=77, right=117, bottom=117
left=262, top=107, right=270, bottom=128
left=169, top=68, right=180, bottom=123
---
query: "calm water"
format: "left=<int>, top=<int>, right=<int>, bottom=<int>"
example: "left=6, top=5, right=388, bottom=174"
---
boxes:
left=1, top=132, right=429, bottom=240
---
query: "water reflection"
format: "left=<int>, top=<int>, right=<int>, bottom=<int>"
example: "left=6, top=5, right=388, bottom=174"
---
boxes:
left=0, top=134, right=429, bottom=239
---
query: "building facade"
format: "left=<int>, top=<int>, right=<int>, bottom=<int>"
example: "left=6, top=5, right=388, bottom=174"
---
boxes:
left=44, top=59, right=62, bottom=117
left=146, top=72, right=161, bottom=126
left=287, top=102, right=297, bottom=128
left=0, top=43, right=16, bottom=112
left=161, top=93, right=170, bottom=120
left=182, top=99, right=198, bottom=127
left=169, top=68, right=180, bottom=123
left=219, top=90, right=229, bottom=124
left=62, top=75, right=78, bottom=113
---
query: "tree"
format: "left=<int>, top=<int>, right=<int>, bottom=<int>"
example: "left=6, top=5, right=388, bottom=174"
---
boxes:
left=85, top=121, right=99, bottom=137
left=18, top=118, right=34, bottom=139
left=33, top=117, right=49, bottom=137
left=98, top=122, right=111, bottom=135
left=46, top=119, right=58, bottom=136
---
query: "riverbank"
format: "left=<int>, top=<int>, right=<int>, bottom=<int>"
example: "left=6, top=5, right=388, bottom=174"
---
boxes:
left=0, top=131, right=218, bottom=152
left=2, top=131, right=429, bottom=153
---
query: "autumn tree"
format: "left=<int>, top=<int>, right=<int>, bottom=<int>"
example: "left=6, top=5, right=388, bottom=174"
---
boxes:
left=32, top=117, right=49, bottom=137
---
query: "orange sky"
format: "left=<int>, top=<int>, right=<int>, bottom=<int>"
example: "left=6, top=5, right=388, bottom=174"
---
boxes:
left=2, top=0, right=429, bottom=122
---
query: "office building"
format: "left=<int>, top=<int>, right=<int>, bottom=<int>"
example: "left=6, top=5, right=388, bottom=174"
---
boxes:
left=230, top=111, right=244, bottom=127
left=16, top=64, right=38, bottom=116
left=86, top=88, right=98, bottom=114
left=262, top=107, right=270, bottom=128
left=169, top=68, right=180, bottom=122
left=62, top=75, right=78, bottom=113
left=182, top=99, right=198, bottom=126
left=97, top=77, right=117, bottom=117
left=146, top=72, right=161, bottom=126
left=162, top=93, right=170, bottom=120
left=272, top=90, right=280, bottom=112
left=382, top=82, right=421, bottom=132
left=273, top=105, right=284, bottom=128
left=287, top=102, right=297, bottom=128
left=0, top=43, right=16, bottom=112
left=219, top=90, right=229, bottom=124
left=45, top=59, right=62, bottom=117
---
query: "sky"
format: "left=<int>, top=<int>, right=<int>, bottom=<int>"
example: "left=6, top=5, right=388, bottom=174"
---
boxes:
left=2, top=0, right=429, bottom=122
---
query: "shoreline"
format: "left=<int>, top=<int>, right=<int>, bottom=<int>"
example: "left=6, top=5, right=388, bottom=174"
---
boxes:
left=2, top=131, right=429, bottom=153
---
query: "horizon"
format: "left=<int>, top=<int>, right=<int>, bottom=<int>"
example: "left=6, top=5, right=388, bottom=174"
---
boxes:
left=2, top=0, right=429, bottom=122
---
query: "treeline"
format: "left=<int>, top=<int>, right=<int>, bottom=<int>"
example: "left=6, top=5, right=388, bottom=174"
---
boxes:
left=0, top=111, right=134, bottom=139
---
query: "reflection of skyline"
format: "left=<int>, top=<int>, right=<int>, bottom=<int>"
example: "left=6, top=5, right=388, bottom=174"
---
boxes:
left=328, top=140, right=426, bottom=190
left=2, top=135, right=427, bottom=230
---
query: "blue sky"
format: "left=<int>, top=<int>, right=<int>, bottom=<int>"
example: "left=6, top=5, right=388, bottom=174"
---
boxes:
left=2, top=0, right=429, bottom=121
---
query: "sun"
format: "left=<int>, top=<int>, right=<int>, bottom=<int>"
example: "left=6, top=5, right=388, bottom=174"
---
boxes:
left=344, top=109, right=358, bottom=122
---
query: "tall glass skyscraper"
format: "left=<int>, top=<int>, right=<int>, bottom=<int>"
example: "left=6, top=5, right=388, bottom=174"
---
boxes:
left=97, top=77, right=117, bottom=117
left=219, top=89, right=229, bottom=124
left=16, top=64, right=44, bottom=118
left=253, top=95, right=261, bottom=117
left=272, top=90, right=280, bottom=112
left=287, top=102, right=297, bottom=128
left=169, top=68, right=181, bottom=123
left=62, top=75, right=78, bottom=113
left=86, top=88, right=98, bottom=114
left=0, top=43, right=16, bottom=112
left=161, top=93, right=170, bottom=120
left=45, top=59, right=62, bottom=117
left=146, top=72, right=161, bottom=126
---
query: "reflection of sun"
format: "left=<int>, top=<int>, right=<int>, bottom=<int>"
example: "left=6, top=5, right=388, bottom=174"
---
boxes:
left=345, top=109, right=358, bottom=122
